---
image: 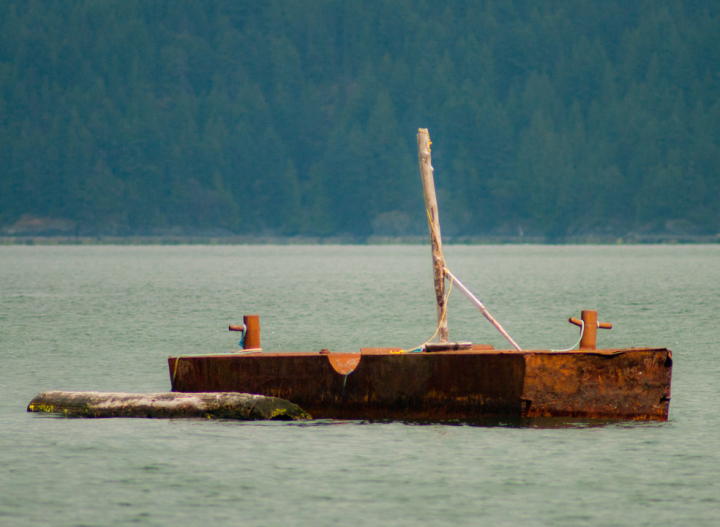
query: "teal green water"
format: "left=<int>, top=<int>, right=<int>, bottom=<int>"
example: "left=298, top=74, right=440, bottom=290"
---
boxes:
left=1, top=245, right=719, bottom=526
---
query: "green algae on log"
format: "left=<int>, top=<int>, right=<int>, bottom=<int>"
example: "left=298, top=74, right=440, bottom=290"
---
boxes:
left=27, top=391, right=312, bottom=421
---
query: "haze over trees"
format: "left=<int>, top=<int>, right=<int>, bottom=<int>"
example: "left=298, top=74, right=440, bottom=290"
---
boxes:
left=1, top=0, right=719, bottom=238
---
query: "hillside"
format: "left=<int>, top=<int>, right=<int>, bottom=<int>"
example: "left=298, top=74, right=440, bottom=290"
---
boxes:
left=1, top=0, right=719, bottom=239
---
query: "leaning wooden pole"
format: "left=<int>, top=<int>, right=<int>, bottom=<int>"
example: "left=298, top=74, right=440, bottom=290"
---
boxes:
left=417, top=128, right=449, bottom=342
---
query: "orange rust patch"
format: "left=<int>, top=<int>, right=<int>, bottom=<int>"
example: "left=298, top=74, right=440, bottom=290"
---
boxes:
left=327, top=353, right=361, bottom=375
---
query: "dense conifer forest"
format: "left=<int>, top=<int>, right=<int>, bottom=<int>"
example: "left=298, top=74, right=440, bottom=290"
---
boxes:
left=1, top=0, right=719, bottom=239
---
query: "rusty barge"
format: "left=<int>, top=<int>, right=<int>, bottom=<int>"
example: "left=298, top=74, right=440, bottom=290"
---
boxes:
left=168, top=129, right=672, bottom=422
left=169, top=312, right=672, bottom=422
left=168, top=349, right=673, bottom=421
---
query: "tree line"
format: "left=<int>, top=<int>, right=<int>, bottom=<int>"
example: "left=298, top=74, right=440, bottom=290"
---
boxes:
left=1, top=0, right=718, bottom=238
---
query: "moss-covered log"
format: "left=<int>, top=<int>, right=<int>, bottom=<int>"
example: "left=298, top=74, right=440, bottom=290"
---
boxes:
left=27, top=391, right=312, bottom=420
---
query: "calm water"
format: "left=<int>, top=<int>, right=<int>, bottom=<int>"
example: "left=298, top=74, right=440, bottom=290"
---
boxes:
left=1, top=245, right=719, bottom=526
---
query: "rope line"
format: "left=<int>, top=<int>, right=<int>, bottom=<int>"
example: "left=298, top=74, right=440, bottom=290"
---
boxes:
left=425, top=208, right=444, bottom=260
left=394, top=274, right=454, bottom=354
left=237, top=323, right=247, bottom=349
left=550, top=321, right=585, bottom=352
left=399, top=206, right=449, bottom=353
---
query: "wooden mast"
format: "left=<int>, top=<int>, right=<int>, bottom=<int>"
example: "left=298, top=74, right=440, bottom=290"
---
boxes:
left=417, top=128, right=449, bottom=342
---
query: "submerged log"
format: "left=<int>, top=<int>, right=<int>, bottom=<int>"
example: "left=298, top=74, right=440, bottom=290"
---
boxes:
left=27, top=391, right=312, bottom=421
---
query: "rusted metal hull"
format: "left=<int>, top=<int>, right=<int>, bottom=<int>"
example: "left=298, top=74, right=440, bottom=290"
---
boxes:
left=168, top=347, right=672, bottom=421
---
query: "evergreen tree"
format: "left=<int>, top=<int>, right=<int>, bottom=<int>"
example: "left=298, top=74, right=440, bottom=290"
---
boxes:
left=1, top=0, right=718, bottom=237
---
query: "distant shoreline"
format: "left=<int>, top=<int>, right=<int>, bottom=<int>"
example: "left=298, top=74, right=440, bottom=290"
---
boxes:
left=2, top=234, right=719, bottom=246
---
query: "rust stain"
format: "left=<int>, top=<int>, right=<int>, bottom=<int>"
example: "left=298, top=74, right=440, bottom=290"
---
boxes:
left=521, top=349, right=672, bottom=421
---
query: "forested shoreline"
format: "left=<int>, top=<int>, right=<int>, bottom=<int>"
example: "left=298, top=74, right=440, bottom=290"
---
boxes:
left=1, top=0, right=719, bottom=239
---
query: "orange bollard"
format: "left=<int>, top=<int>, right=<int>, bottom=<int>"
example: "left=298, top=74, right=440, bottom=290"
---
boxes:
left=243, top=314, right=261, bottom=349
left=569, top=310, right=612, bottom=350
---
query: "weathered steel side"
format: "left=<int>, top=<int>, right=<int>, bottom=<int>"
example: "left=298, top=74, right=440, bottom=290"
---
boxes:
left=521, top=349, right=672, bottom=421
left=169, top=348, right=672, bottom=421
left=170, top=352, right=526, bottom=420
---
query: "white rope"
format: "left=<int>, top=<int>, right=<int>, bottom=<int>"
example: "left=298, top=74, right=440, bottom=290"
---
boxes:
left=550, top=320, right=584, bottom=352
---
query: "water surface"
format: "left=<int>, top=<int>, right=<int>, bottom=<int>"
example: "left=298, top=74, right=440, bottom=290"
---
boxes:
left=1, top=245, right=719, bottom=526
